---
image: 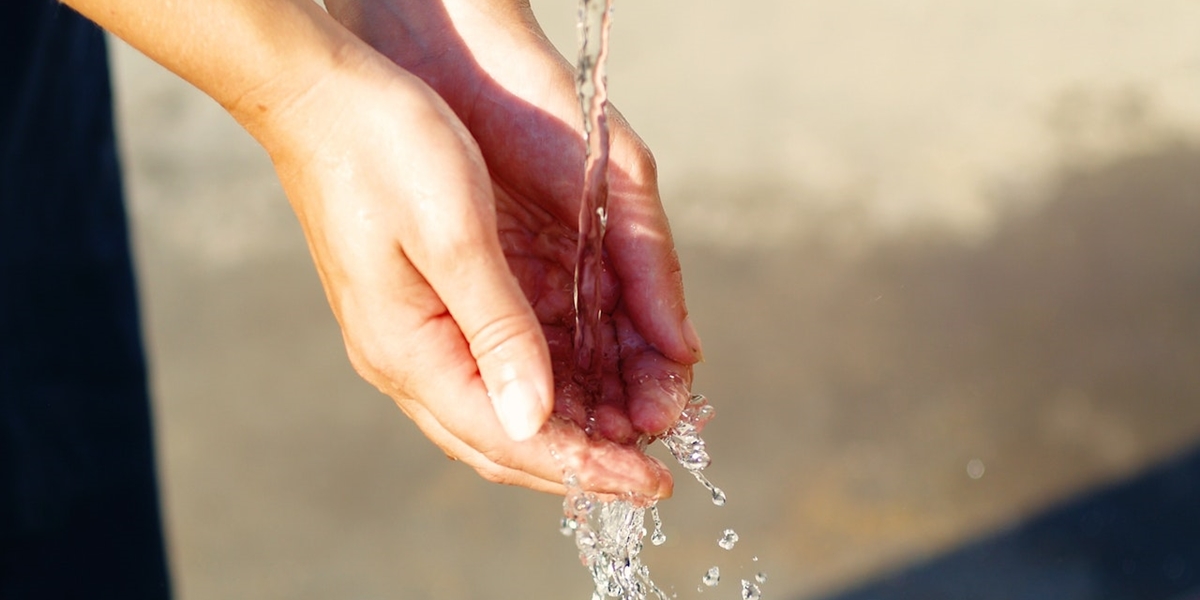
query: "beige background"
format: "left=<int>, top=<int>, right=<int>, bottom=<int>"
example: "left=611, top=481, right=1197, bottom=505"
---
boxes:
left=110, top=1, right=1200, bottom=598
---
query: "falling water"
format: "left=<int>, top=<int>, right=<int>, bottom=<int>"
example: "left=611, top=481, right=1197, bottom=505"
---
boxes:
left=741, top=579, right=763, bottom=600
left=560, top=0, right=763, bottom=597
left=562, top=3, right=657, bottom=594
left=571, top=0, right=614, bottom=396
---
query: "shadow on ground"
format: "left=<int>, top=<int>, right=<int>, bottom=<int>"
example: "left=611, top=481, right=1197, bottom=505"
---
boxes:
left=133, top=112, right=1200, bottom=596
left=810, top=444, right=1200, bottom=600
left=678, top=140, right=1200, bottom=597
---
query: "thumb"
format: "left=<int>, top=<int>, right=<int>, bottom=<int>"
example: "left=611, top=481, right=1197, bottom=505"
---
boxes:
left=390, top=102, right=554, bottom=442
left=405, top=211, right=554, bottom=443
left=466, top=291, right=554, bottom=443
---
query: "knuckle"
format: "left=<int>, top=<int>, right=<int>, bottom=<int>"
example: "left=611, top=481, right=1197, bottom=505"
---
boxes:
left=344, top=342, right=380, bottom=382
left=632, top=146, right=659, bottom=183
left=344, top=337, right=413, bottom=398
left=478, top=442, right=509, bottom=467
left=419, top=219, right=494, bottom=273
left=612, top=142, right=660, bottom=202
left=472, top=443, right=526, bottom=486
left=472, top=460, right=516, bottom=486
left=467, top=311, right=541, bottom=366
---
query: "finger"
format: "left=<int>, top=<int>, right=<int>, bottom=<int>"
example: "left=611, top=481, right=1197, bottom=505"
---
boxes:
left=376, top=301, right=671, bottom=496
left=396, top=395, right=568, bottom=493
left=604, top=119, right=703, bottom=366
left=615, top=312, right=694, bottom=435
left=369, top=309, right=672, bottom=496
left=594, top=317, right=639, bottom=443
left=350, top=272, right=671, bottom=496
left=403, top=365, right=673, bottom=496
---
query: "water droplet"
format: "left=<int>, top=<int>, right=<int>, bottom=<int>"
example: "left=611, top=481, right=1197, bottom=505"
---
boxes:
left=702, top=566, right=721, bottom=587
left=711, top=486, right=727, bottom=506
left=755, top=572, right=768, bottom=584
left=650, top=505, right=667, bottom=545
left=718, top=529, right=739, bottom=550
left=967, top=458, right=986, bottom=479
left=563, top=472, right=579, bottom=489
left=574, top=493, right=594, bottom=514
left=607, top=580, right=622, bottom=596
left=560, top=517, right=577, bottom=536
left=740, top=579, right=762, bottom=600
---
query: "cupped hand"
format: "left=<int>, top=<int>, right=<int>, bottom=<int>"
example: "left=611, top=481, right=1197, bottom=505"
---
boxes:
left=257, top=34, right=695, bottom=497
left=321, top=0, right=704, bottom=494
left=326, top=0, right=705, bottom=421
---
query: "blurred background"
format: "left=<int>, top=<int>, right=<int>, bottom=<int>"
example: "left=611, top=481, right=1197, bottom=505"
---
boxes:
left=109, top=1, right=1200, bottom=598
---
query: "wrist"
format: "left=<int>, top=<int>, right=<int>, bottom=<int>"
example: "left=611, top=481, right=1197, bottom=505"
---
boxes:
left=326, top=0, right=546, bottom=74
left=245, top=48, right=448, bottom=179
left=62, top=0, right=385, bottom=157
left=216, top=13, right=381, bottom=149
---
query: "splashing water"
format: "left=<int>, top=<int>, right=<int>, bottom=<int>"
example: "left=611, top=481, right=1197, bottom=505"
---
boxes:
left=658, top=396, right=725, bottom=506
left=718, top=529, right=739, bottom=551
left=649, top=505, right=667, bottom=546
left=561, top=395, right=724, bottom=599
left=562, top=493, right=669, bottom=600
left=741, top=579, right=762, bottom=600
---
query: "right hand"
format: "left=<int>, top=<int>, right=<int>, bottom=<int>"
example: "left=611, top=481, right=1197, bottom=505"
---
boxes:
left=251, top=47, right=679, bottom=497
left=324, top=0, right=705, bottom=483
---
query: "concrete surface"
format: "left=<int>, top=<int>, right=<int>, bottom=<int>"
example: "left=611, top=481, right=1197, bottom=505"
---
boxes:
left=108, top=1, right=1200, bottom=598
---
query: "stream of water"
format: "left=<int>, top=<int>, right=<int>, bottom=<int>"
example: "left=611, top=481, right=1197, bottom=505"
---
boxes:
left=560, top=1, right=761, bottom=598
left=571, top=0, right=613, bottom=399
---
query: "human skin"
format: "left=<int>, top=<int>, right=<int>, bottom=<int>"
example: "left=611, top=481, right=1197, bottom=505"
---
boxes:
left=63, top=0, right=700, bottom=497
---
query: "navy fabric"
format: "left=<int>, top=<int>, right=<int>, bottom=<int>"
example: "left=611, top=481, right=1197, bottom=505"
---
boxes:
left=1, top=1, right=171, bottom=597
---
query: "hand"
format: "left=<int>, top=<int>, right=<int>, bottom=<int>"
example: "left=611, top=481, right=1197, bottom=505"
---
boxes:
left=256, top=38, right=695, bottom=497
left=323, top=0, right=703, bottom=492
left=60, top=0, right=694, bottom=498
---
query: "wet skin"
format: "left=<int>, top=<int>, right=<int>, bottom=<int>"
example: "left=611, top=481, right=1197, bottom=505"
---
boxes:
left=60, top=0, right=700, bottom=500
left=323, top=0, right=702, bottom=497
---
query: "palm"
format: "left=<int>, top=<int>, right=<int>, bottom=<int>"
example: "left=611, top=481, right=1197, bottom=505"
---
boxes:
left=324, top=0, right=699, bottom=492
left=434, top=19, right=696, bottom=441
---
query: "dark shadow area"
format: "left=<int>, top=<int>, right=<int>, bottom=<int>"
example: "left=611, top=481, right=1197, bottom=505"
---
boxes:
left=676, top=139, right=1200, bottom=596
left=790, top=141, right=1200, bottom=600
left=812, top=444, right=1200, bottom=600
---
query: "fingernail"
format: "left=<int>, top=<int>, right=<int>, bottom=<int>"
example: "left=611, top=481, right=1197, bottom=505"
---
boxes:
left=649, top=456, right=675, bottom=500
left=681, top=316, right=704, bottom=362
left=492, top=378, right=545, bottom=442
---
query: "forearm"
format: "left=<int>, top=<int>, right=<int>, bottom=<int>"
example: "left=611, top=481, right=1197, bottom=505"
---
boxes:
left=63, top=0, right=366, bottom=140
left=326, top=0, right=537, bottom=46
left=324, top=0, right=555, bottom=80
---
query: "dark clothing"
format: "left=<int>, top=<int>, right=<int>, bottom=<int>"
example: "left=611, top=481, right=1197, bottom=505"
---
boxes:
left=1, top=1, right=171, bottom=597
